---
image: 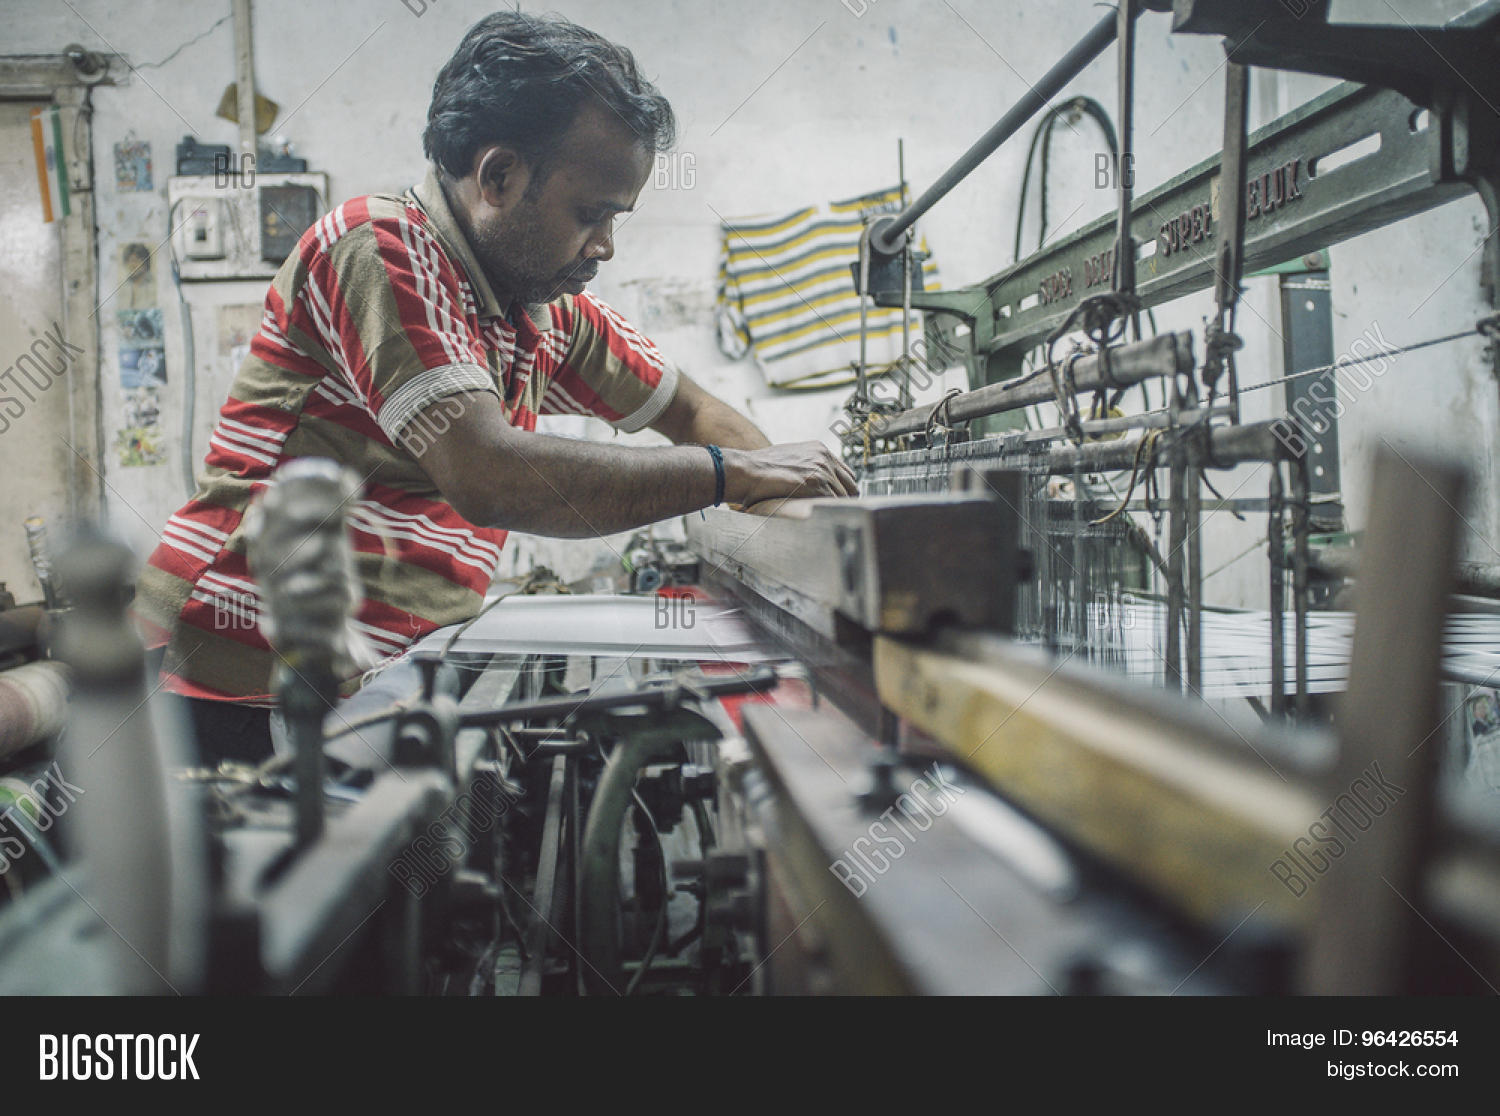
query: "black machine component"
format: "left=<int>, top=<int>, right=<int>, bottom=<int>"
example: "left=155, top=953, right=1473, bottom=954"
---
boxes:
left=259, top=184, right=320, bottom=263
left=1171, top=0, right=1500, bottom=311
left=1277, top=269, right=1343, bottom=527
left=890, top=79, right=1482, bottom=379
left=174, top=135, right=233, bottom=176
left=623, top=532, right=700, bottom=594
left=871, top=1, right=1500, bottom=376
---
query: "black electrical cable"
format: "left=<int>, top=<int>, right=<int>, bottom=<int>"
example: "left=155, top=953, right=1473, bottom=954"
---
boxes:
left=1013, top=96, right=1119, bottom=263
left=1014, top=97, right=1165, bottom=421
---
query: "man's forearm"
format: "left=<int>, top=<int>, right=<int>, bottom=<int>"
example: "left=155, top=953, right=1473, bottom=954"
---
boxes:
left=412, top=386, right=854, bottom=536
left=679, top=397, right=770, bottom=450
left=475, top=430, right=722, bottom=537
left=650, top=372, right=771, bottom=450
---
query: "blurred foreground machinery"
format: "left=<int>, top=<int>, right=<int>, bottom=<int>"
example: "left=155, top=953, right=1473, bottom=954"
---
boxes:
left=0, top=443, right=1495, bottom=995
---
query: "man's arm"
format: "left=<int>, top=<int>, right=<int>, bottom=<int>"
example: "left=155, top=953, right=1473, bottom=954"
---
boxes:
left=648, top=370, right=770, bottom=451
left=411, top=389, right=855, bottom=537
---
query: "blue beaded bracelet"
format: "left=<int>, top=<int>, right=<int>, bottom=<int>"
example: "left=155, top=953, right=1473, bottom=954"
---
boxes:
left=706, top=444, right=725, bottom=507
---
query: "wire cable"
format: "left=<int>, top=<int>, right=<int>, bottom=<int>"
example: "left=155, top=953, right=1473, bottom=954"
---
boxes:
left=1236, top=326, right=1482, bottom=394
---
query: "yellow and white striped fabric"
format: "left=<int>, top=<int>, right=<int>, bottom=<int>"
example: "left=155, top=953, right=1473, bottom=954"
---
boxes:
left=717, top=185, right=939, bottom=390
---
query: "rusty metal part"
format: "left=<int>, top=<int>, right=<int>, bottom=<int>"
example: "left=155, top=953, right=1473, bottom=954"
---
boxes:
left=872, top=331, right=1194, bottom=440
left=1312, top=547, right=1500, bottom=603
left=687, top=494, right=1024, bottom=640
left=0, top=604, right=46, bottom=660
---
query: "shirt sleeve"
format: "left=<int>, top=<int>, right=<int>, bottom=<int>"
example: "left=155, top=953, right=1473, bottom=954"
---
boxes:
left=539, top=292, right=680, bottom=433
left=285, top=202, right=496, bottom=446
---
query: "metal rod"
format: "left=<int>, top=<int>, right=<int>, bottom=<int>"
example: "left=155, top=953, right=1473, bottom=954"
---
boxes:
left=1016, top=403, right=1232, bottom=446
left=856, top=228, right=872, bottom=405
left=1165, top=457, right=1185, bottom=692
left=520, top=755, right=567, bottom=996
left=859, top=419, right=1298, bottom=483
left=1186, top=446, right=1203, bottom=696
left=1219, top=62, right=1250, bottom=419
left=900, top=243, right=914, bottom=411
left=872, top=10, right=1124, bottom=254
left=1269, top=465, right=1286, bottom=717
left=1073, top=465, right=1086, bottom=653
left=1290, top=455, right=1311, bottom=716
left=1312, top=548, right=1500, bottom=601
left=286, top=677, right=330, bottom=848
left=233, top=0, right=256, bottom=160
left=1114, top=0, right=1137, bottom=300
left=874, top=331, right=1193, bottom=438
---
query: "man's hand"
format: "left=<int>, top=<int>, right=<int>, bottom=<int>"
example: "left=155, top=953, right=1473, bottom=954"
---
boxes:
left=408, top=392, right=857, bottom=537
left=649, top=371, right=858, bottom=504
left=723, top=441, right=858, bottom=505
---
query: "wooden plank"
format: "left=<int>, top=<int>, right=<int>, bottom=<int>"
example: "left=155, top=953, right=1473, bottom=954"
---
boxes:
left=874, top=633, right=1326, bottom=927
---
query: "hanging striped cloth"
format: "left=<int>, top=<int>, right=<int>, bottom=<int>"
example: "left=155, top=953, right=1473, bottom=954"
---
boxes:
left=717, top=185, right=939, bottom=390
left=30, top=106, right=70, bottom=223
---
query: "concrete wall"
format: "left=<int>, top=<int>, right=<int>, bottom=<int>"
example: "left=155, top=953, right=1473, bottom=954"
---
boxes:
left=4, top=0, right=1494, bottom=597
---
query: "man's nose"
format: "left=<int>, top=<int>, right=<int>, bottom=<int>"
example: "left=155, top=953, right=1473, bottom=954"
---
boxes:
left=586, top=226, right=615, bottom=262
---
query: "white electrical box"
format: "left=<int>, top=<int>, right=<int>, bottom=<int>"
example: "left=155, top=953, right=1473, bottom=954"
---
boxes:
left=181, top=197, right=226, bottom=259
left=167, top=171, right=329, bottom=281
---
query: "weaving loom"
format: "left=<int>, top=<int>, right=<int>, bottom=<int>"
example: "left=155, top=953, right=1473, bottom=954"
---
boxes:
left=835, top=0, right=1500, bottom=725
left=864, top=452, right=1144, bottom=669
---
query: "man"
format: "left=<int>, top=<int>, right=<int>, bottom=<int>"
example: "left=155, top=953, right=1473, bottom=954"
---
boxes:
left=134, top=12, right=856, bottom=762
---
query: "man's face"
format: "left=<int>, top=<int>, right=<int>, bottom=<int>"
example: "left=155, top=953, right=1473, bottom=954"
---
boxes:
left=466, top=103, right=652, bottom=307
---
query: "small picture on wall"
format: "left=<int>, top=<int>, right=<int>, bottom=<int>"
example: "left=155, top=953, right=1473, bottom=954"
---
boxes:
left=113, top=137, right=153, bottom=192
left=118, top=307, right=164, bottom=345
left=119, top=344, right=167, bottom=390
left=1469, top=689, right=1500, bottom=741
left=217, top=303, right=261, bottom=378
left=117, top=241, right=158, bottom=310
left=118, top=307, right=167, bottom=390
left=115, top=387, right=165, bottom=468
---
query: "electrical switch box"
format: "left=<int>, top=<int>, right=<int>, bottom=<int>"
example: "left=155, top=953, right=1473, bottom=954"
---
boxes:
left=167, top=171, right=328, bottom=281
left=259, top=184, right=320, bottom=264
left=181, top=197, right=225, bottom=259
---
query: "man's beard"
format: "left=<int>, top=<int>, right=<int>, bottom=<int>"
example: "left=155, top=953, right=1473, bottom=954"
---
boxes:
left=507, top=259, right=596, bottom=306
left=475, top=222, right=597, bottom=306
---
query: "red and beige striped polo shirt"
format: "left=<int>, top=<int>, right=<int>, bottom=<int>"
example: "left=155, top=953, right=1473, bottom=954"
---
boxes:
left=133, top=166, right=679, bottom=702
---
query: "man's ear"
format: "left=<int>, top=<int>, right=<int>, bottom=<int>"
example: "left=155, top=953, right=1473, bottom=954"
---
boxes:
left=473, top=145, right=532, bottom=210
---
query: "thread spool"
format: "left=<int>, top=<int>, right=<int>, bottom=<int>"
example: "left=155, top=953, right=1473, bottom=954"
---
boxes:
left=23, top=517, right=60, bottom=609
left=0, top=776, right=40, bottom=820
left=0, top=661, right=70, bottom=761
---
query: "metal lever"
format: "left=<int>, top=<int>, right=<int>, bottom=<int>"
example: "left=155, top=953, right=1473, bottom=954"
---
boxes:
left=1204, top=62, right=1250, bottom=418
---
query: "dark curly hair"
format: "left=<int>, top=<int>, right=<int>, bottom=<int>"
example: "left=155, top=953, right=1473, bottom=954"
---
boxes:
left=423, top=11, right=676, bottom=184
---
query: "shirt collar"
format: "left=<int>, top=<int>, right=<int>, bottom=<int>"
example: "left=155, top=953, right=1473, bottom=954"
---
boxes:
left=408, top=165, right=553, bottom=332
